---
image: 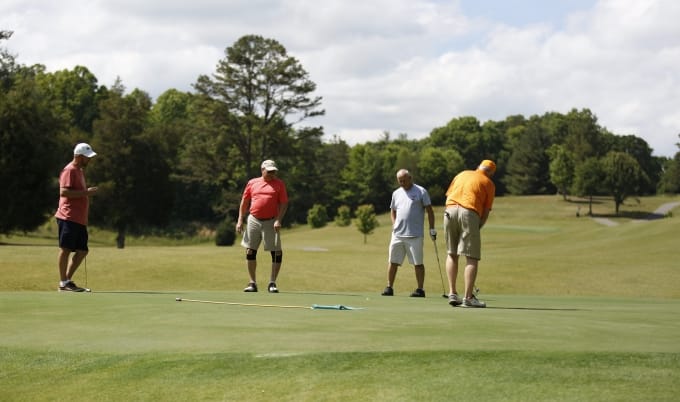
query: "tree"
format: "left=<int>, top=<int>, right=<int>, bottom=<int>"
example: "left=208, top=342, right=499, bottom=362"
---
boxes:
left=283, top=127, right=329, bottom=224
left=428, top=116, right=484, bottom=168
left=35, top=65, right=104, bottom=137
left=0, top=61, right=62, bottom=234
left=571, top=158, right=605, bottom=216
left=337, top=144, right=390, bottom=211
left=547, top=145, right=575, bottom=200
left=657, top=134, right=680, bottom=194
left=354, top=204, right=379, bottom=244
left=505, top=118, right=553, bottom=195
left=417, top=146, right=464, bottom=204
left=563, top=108, right=604, bottom=163
left=601, top=151, right=646, bottom=215
left=609, top=134, right=658, bottom=194
left=193, top=34, right=324, bottom=177
left=88, top=81, right=173, bottom=247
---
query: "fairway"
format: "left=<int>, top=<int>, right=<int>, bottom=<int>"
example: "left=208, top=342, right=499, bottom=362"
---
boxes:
left=2, top=195, right=679, bottom=401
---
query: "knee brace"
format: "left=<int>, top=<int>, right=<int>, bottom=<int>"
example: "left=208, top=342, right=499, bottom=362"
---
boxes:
left=271, top=251, right=282, bottom=263
left=246, top=248, right=257, bottom=261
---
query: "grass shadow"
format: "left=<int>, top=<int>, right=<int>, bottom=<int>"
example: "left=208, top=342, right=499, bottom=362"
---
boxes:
left=592, top=211, right=665, bottom=220
left=0, top=242, right=53, bottom=247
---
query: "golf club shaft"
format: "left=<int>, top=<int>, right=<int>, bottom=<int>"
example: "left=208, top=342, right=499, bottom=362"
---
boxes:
left=432, top=239, right=447, bottom=297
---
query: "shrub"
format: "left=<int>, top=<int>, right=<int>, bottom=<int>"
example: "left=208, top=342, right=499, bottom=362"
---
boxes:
left=334, top=205, right=352, bottom=227
left=307, top=204, right=329, bottom=228
left=215, top=219, right=236, bottom=246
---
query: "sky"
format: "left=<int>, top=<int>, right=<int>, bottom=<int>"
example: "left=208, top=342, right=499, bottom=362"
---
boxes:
left=2, top=0, right=679, bottom=157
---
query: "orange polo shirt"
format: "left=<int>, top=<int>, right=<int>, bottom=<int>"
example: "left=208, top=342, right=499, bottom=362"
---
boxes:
left=444, top=169, right=495, bottom=218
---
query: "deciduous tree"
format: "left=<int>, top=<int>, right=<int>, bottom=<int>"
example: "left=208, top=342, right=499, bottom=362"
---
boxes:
left=601, top=151, right=646, bottom=215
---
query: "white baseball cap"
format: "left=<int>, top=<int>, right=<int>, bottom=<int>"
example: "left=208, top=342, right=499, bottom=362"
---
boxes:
left=261, top=159, right=278, bottom=171
left=74, top=143, right=97, bottom=158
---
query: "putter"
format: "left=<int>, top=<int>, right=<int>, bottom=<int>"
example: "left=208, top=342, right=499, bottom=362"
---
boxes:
left=83, top=256, right=91, bottom=292
left=432, top=239, right=447, bottom=298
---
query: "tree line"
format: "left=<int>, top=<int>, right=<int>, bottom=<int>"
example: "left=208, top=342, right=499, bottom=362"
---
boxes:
left=2, top=32, right=679, bottom=245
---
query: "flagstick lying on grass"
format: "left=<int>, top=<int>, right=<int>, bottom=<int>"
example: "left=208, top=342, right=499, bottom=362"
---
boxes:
left=174, top=297, right=364, bottom=310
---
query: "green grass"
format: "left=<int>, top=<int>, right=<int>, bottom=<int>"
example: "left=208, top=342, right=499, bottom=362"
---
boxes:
left=1, top=195, right=679, bottom=401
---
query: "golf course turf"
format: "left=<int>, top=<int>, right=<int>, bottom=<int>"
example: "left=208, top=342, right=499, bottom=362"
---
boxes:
left=1, top=195, right=679, bottom=401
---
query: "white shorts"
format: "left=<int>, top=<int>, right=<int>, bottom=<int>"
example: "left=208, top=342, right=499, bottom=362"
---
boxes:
left=388, top=235, right=424, bottom=266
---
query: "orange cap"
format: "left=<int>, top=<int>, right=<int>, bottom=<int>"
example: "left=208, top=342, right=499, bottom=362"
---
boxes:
left=479, top=160, right=496, bottom=174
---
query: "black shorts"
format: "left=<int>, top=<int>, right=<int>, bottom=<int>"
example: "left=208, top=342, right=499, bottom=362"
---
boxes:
left=57, top=218, right=89, bottom=252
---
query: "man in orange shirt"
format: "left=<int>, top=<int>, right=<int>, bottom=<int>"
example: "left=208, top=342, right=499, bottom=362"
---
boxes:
left=236, top=160, right=289, bottom=293
left=55, top=143, right=98, bottom=292
left=443, top=160, right=496, bottom=307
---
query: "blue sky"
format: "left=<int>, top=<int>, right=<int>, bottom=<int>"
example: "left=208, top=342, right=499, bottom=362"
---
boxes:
left=459, top=0, right=596, bottom=27
left=2, top=0, right=678, bottom=157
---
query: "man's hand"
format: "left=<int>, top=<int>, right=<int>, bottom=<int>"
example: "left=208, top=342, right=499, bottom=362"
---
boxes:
left=429, top=228, right=437, bottom=240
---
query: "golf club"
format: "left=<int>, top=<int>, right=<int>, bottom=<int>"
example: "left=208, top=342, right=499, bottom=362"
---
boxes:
left=83, top=256, right=91, bottom=292
left=432, top=239, right=447, bottom=298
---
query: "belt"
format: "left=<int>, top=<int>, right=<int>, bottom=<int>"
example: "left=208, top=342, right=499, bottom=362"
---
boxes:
left=252, top=215, right=276, bottom=221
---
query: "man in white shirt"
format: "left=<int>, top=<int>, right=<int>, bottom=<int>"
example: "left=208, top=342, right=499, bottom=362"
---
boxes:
left=381, top=169, right=436, bottom=297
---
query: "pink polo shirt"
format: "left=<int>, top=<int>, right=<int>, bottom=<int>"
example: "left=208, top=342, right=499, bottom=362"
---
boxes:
left=55, top=162, right=89, bottom=225
left=242, top=177, right=288, bottom=219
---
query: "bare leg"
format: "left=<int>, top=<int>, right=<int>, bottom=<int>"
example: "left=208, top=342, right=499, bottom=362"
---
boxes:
left=247, top=259, right=257, bottom=283
left=446, top=254, right=459, bottom=295
left=463, top=257, right=479, bottom=299
left=386, top=263, right=399, bottom=287
left=58, top=248, right=71, bottom=282
left=414, top=264, right=425, bottom=289
left=66, top=250, right=88, bottom=280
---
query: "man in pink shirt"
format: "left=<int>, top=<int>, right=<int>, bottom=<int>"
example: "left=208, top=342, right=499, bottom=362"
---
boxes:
left=54, top=143, right=98, bottom=292
left=236, top=160, right=289, bottom=293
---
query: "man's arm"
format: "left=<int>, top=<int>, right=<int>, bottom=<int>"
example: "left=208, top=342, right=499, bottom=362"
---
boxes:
left=235, top=196, right=250, bottom=234
left=274, top=202, right=288, bottom=231
left=60, top=187, right=97, bottom=198
left=425, top=205, right=435, bottom=230
left=479, top=208, right=491, bottom=229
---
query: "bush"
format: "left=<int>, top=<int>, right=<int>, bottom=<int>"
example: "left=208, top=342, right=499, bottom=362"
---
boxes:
left=334, top=205, right=352, bottom=227
left=215, top=219, right=236, bottom=246
left=307, top=204, right=329, bottom=228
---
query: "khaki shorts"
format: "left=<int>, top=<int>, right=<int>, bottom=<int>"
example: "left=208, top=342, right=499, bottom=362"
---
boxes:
left=241, top=215, right=281, bottom=251
left=388, top=235, right=424, bottom=266
left=444, top=206, right=481, bottom=260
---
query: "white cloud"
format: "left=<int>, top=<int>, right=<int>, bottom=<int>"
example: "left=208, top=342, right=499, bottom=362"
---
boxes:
left=1, top=0, right=678, bottom=156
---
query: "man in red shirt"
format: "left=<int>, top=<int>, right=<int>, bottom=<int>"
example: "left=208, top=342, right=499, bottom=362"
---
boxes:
left=55, top=143, right=98, bottom=292
left=443, top=160, right=496, bottom=308
left=236, top=160, right=289, bottom=293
